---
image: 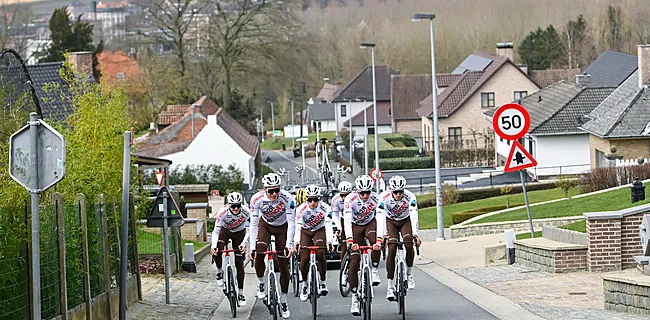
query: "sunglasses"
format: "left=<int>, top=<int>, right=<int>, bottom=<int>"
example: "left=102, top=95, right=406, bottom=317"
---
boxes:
left=230, top=204, right=241, bottom=209
left=359, top=191, right=371, bottom=196
left=267, top=188, right=281, bottom=194
left=392, top=190, right=404, bottom=195
left=306, top=198, right=319, bottom=203
left=340, top=193, right=349, bottom=198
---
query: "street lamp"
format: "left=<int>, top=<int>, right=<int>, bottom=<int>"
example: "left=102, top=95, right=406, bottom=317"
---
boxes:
left=289, top=99, right=295, bottom=148
left=356, top=97, right=369, bottom=175
left=360, top=42, right=380, bottom=192
left=297, top=137, right=308, bottom=185
left=269, top=100, right=276, bottom=141
left=412, top=12, right=444, bottom=240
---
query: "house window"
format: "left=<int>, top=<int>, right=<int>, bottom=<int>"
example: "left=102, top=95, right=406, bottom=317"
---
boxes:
left=514, top=91, right=528, bottom=100
left=340, top=105, right=347, bottom=117
left=528, top=139, right=534, bottom=157
left=596, top=149, right=605, bottom=168
left=448, top=127, right=462, bottom=149
left=500, top=137, right=503, bottom=142
left=117, top=72, right=125, bottom=80
left=481, top=92, right=495, bottom=108
left=368, top=127, right=375, bottom=135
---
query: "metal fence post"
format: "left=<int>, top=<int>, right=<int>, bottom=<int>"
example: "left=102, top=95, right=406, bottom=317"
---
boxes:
left=489, top=172, right=493, bottom=186
left=77, top=194, right=91, bottom=320
left=100, top=195, right=112, bottom=319
left=55, top=193, right=68, bottom=320
left=129, top=193, right=142, bottom=300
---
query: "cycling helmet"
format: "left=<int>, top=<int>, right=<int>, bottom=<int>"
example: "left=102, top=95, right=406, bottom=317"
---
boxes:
left=355, top=175, right=374, bottom=192
left=295, top=188, right=307, bottom=206
left=305, top=185, right=321, bottom=197
left=388, top=175, right=407, bottom=191
left=226, top=192, right=243, bottom=204
left=262, top=173, right=282, bottom=188
left=338, top=181, right=353, bottom=193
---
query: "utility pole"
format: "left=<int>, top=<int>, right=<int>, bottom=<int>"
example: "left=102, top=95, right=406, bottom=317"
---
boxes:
left=270, top=100, right=275, bottom=140
left=290, top=99, right=295, bottom=148
left=300, top=81, right=306, bottom=138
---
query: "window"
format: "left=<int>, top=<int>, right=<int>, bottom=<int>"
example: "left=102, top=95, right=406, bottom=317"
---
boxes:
left=117, top=72, right=125, bottom=81
left=448, top=127, right=462, bottom=149
left=596, top=149, right=606, bottom=168
left=514, top=91, right=528, bottom=100
left=368, top=127, right=375, bottom=135
left=481, top=92, right=495, bottom=108
left=528, top=139, right=534, bottom=157
left=340, top=105, right=347, bottom=117
left=500, top=137, right=503, bottom=142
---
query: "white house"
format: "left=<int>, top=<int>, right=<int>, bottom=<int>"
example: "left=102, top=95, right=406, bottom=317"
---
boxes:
left=307, top=102, right=337, bottom=132
left=137, top=97, right=260, bottom=188
left=343, top=103, right=392, bottom=141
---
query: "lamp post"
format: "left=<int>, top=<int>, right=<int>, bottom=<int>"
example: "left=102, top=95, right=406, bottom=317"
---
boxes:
left=412, top=13, right=444, bottom=240
left=356, top=97, right=369, bottom=174
left=260, top=105, right=264, bottom=142
left=297, top=137, right=308, bottom=185
left=360, top=42, right=380, bottom=192
left=270, top=100, right=275, bottom=141
left=289, top=99, right=295, bottom=148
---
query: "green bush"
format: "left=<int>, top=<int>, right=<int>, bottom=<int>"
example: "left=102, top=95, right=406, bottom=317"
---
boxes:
left=379, top=157, right=432, bottom=170
left=417, top=183, right=557, bottom=209
left=452, top=212, right=485, bottom=224
left=461, top=205, right=508, bottom=214
left=390, top=141, right=406, bottom=147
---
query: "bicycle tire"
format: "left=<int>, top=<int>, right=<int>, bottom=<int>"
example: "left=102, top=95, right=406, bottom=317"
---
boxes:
left=310, top=264, right=318, bottom=320
left=398, top=265, right=405, bottom=319
left=363, top=268, right=372, bottom=320
left=228, top=267, right=237, bottom=318
left=339, top=253, right=351, bottom=297
left=292, top=256, right=300, bottom=297
left=269, top=273, right=279, bottom=320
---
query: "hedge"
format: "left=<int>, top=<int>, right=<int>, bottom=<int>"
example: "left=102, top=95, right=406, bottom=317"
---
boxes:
left=452, top=212, right=485, bottom=224
left=379, top=157, right=432, bottom=170
left=418, top=182, right=557, bottom=209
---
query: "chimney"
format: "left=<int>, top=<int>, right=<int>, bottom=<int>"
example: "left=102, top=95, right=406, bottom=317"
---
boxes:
left=91, top=1, right=97, bottom=20
left=638, top=45, right=650, bottom=88
left=517, top=64, right=529, bottom=75
left=68, top=52, right=94, bottom=78
left=128, top=47, right=137, bottom=60
left=575, top=74, right=591, bottom=87
left=149, top=122, right=157, bottom=134
left=496, top=42, right=514, bottom=61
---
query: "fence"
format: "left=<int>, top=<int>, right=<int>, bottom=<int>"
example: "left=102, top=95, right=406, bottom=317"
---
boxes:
left=0, top=193, right=141, bottom=320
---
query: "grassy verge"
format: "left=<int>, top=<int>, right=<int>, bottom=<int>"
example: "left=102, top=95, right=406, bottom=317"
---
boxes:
left=515, top=220, right=587, bottom=240
left=471, top=182, right=650, bottom=225
left=418, top=187, right=579, bottom=229
left=138, top=228, right=208, bottom=255
left=260, top=131, right=336, bottom=150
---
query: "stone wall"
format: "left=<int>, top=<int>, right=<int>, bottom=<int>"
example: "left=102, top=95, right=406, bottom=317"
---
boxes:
left=603, top=270, right=650, bottom=316
left=450, top=216, right=584, bottom=239
left=542, top=225, right=587, bottom=245
left=515, top=238, right=587, bottom=273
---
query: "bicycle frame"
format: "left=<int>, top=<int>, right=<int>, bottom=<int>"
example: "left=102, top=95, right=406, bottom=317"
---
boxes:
left=217, top=242, right=240, bottom=317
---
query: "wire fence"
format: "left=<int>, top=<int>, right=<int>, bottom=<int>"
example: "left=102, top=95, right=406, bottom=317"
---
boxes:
left=0, top=204, right=30, bottom=320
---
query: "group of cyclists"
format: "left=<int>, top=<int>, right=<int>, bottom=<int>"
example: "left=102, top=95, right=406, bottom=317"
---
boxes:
left=210, top=171, right=420, bottom=318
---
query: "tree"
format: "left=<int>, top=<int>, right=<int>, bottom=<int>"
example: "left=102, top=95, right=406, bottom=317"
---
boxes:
left=602, top=6, right=625, bottom=52
left=39, top=7, right=95, bottom=62
left=0, top=0, right=35, bottom=57
left=555, top=175, right=578, bottom=198
left=519, top=25, right=563, bottom=70
left=560, top=14, right=596, bottom=69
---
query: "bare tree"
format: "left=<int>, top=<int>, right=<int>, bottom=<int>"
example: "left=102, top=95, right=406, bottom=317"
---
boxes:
left=0, top=0, right=35, bottom=56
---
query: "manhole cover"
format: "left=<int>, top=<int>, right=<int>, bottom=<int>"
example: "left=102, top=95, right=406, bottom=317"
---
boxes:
left=568, top=292, right=587, bottom=295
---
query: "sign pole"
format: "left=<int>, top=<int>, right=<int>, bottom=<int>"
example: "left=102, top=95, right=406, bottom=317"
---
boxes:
left=29, top=112, right=42, bottom=320
left=162, top=190, right=171, bottom=304
left=119, top=131, right=131, bottom=320
left=519, top=170, right=535, bottom=238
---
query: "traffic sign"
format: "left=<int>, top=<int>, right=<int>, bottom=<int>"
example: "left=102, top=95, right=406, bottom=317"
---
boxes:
left=9, top=118, right=66, bottom=192
left=370, top=168, right=383, bottom=181
left=155, top=171, right=165, bottom=186
left=146, top=186, right=185, bottom=228
left=492, top=103, right=530, bottom=140
left=504, top=141, right=537, bottom=172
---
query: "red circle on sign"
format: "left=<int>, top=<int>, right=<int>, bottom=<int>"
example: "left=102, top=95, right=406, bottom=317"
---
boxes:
left=370, top=168, right=382, bottom=181
left=492, top=103, right=530, bottom=140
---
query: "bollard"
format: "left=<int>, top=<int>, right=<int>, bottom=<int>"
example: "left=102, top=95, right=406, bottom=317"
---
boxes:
left=505, top=229, right=516, bottom=265
left=182, top=243, right=197, bottom=273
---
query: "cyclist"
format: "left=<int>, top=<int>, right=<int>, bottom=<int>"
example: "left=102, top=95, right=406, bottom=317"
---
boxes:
left=331, top=181, right=352, bottom=260
left=293, top=184, right=334, bottom=302
left=248, top=173, right=296, bottom=319
left=378, top=175, right=422, bottom=301
left=211, top=192, right=250, bottom=307
left=344, top=175, right=385, bottom=316
left=295, top=188, right=307, bottom=207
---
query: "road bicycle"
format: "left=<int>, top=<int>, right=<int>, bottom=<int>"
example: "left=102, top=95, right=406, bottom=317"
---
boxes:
left=339, top=249, right=351, bottom=297
left=301, top=246, right=329, bottom=320
left=215, top=242, right=241, bottom=318
left=387, top=238, right=420, bottom=320
left=291, top=252, right=300, bottom=297
left=257, top=248, right=288, bottom=320
left=351, top=245, right=375, bottom=320
left=317, top=138, right=333, bottom=190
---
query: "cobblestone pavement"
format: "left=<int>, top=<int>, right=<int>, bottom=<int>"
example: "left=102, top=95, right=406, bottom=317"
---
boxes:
left=125, top=256, right=224, bottom=320
left=450, top=264, right=649, bottom=319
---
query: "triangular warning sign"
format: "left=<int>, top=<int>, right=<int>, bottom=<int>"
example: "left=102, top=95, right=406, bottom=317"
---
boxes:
left=504, top=140, right=537, bottom=173
left=155, top=171, right=164, bottom=186
left=146, top=186, right=185, bottom=228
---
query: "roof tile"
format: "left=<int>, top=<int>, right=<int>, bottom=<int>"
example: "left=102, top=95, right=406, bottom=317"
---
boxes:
left=333, top=65, right=400, bottom=102
left=529, top=69, right=581, bottom=88
left=391, top=74, right=432, bottom=120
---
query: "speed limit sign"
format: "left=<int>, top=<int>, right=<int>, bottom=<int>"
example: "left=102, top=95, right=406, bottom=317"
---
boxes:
left=492, top=103, right=530, bottom=140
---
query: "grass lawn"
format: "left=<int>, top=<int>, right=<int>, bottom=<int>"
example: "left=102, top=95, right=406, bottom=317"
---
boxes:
left=515, top=220, right=587, bottom=240
left=418, top=187, right=579, bottom=229
left=138, top=228, right=208, bottom=255
left=260, top=131, right=336, bottom=150
left=471, top=182, right=650, bottom=225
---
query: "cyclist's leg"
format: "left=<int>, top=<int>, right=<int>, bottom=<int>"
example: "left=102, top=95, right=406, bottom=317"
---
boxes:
left=348, top=223, right=364, bottom=292
left=299, top=229, right=312, bottom=282
left=273, top=223, right=290, bottom=294
left=400, top=219, right=415, bottom=271
left=340, top=217, right=347, bottom=260
left=255, top=219, right=272, bottom=280
left=313, top=228, right=327, bottom=281
left=385, top=218, right=400, bottom=281
left=231, top=229, right=247, bottom=291
left=365, top=218, right=380, bottom=267
left=215, top=228, right=228, bottom=271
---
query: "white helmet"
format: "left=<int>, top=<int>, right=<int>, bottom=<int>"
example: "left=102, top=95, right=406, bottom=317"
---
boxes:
left=226, top=192, right=243, bottom=204
left=305, top=184, right=321, bottom=197
left=338, top=181, right=353, bottom=193
left=355, top=175, right=374, bottom=192
left=388, top=175, right=407, bottom=191
left=262, top=173, right=282, bottom=188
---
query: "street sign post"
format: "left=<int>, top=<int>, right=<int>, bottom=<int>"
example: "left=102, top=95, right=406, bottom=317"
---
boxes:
left=9, top=113, right=66, bottom=320
left=370, top=167, right=383, bottom=181
left=493, top=104, right=536, bottom=238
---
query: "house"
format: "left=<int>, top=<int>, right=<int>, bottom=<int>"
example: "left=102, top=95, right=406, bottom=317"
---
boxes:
left=342, top=103, right=392, bottom=140
left=136, top=96, right=260, bottom=189
left=580, top=50, right=638, bottom=87
left=97, top=50, right=141, bottom=86
left=579, top=46, right=650, bottom=168
left=307, top=102, right=336, bottom=132
left=332, top=65, right=400, bottom=137
left=313, top=82, right=343, bottom=103
left=529, top=69, right=582, bottom=88
left=416, top=44, right=540, bottom=151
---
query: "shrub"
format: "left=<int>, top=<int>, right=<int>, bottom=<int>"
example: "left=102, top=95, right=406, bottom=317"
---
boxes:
left=580, top=164, right=650, bottom=193
left=500, top=185, right=513, bottom=208
left=555, top=175, right=579, bottom=198
left=417, top=182, right=557, bottom=209
left=379, top=157, right=432, bottom=170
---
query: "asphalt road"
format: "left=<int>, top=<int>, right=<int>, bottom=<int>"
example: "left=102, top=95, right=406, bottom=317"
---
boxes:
left=248, top=261, right=498, bottom=320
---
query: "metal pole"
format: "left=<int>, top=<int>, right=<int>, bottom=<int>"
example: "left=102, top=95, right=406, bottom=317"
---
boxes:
left=271, top=101, right=275, bottom=140
left=162, top=191, right=171, bottom=304
left=520, top=170, right=535, bottom=238
left=119, top=131, right=131, bottom=320
left=428, top=18, right=445, bottom=241
left=291, top=100, right=295, bottom=148
left=301, top=141, right=306, bottom=185
left=29, top=112, right=41, bottom=320
left=364, top=99, right=369, bottom=175
left=191, top=104, right=195, bottom=139
left=316, top=122, right=320, bottom=179
left=260, top=106, right=264, bottom=142
left=371, top=48, right=380, bottom=192
left=349, top=100, right=353, bottom=165
left=301, top=82, right=306, bottom=138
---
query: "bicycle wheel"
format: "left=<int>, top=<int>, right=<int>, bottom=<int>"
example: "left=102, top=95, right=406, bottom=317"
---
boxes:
left=227, top=267, right=237, bottom=318
left=269, top=274, right=279, bottom=320
left=363, top=268, right=372, bottom=320
left=292, top=256, right=300, bottom=297
left=339, top=252, right=350, bottom=297
left=397, top=265, right=405, bottom=319
left=310, top=264, right=318, bottom=320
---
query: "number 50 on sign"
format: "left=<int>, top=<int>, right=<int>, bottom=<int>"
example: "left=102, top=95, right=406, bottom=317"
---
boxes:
left=492, top=103, right=530, bottom=140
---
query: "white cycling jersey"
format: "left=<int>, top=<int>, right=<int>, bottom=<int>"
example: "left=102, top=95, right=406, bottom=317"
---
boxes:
left=343, top=191, right=385, bottom=241
left=329, top=193, right=345, bottom=229
left=294, top=202, right=334, bottom=245
left=249, top=189, right=296, bottom=250
left=378, top=189, right=420, bottom=236
left=211, top=205, right=251, bottom=249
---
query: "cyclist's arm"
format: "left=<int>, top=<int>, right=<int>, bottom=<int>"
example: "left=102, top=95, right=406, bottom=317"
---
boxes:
left=285, top=195, right=297, bottom=249
left=249, top=206, right=260, bottom=251
left=293, top=206, right=303, bottom=246
left=325, top=216, right=334, bottom=245
left=407, top=191, right=420, bottom=237
left=343, top=201, right=354, bottom=244
left=375, top=205, right=386, bottom=244
left=331, top=198, right=343, bottom=230
left=240, top=207, right=252, bottom=248
left=211, top=210, right=225, bottom=249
